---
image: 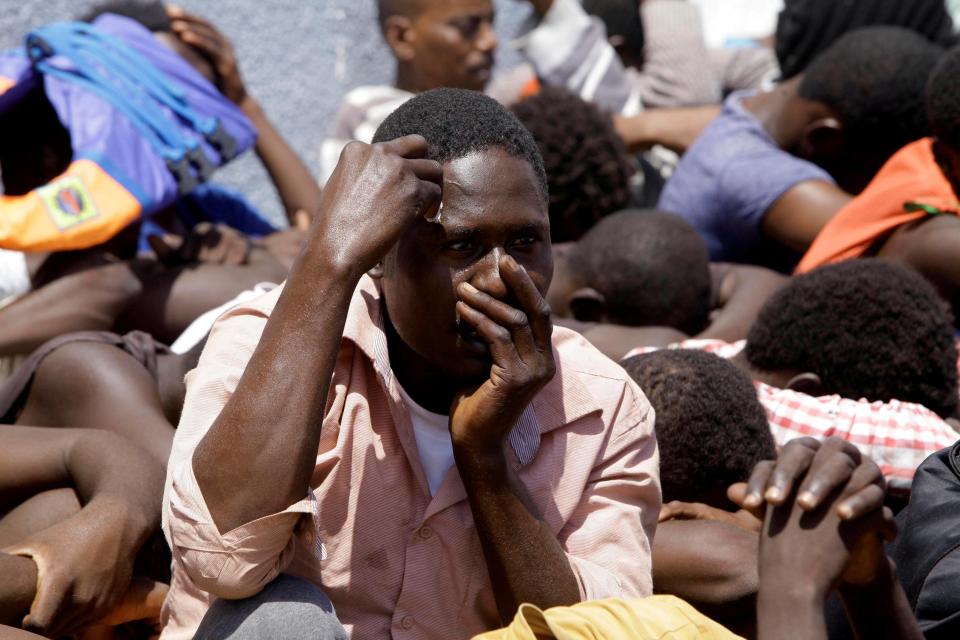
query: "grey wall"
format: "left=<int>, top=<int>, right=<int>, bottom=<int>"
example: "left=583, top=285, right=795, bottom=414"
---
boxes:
left=0, top=0, right=533, bottom=226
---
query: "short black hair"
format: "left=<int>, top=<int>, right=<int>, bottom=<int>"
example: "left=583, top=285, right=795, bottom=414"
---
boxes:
left=777, top=0, right=955, bottom=79
left=373, top=88, right=548, bottom=202
left=81, top=0, right=172, bottom=32
left=376, top=0, right=424, bottom=28
left=511, top=86, right=633, bottom=242
left=582, top=0, right=645, bottom=60
left=746, top=259, right=959, bottom=417
left=798, top=27, right=942, bottom=160
left=566, top=210, right=711, bottom=334
left=622, top=349, right=776, bottom=505
left=927, top=45, right=960, bottom=152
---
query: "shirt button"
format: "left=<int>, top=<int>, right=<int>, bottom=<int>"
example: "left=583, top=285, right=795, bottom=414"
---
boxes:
left=401, top=615, right=414, bottom=629
left=418, top=526, right=433, bottom=540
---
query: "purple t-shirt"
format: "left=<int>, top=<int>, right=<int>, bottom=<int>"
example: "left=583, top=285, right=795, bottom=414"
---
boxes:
left=658, top=91, right=834, bottom=271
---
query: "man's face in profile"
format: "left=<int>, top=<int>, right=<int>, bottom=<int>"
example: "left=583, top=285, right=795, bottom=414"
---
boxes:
left=380, top=147, right=553, bottom=383
left=405, top=0, right=498, bottom=92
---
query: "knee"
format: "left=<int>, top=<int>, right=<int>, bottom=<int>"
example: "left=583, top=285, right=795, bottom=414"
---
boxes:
left=193, top=574, right=347, bottom=640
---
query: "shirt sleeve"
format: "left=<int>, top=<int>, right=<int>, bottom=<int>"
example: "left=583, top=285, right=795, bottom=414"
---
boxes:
left=515, top=0, right=641, bottom=115
left=516, top=0, right=722, bottom=113
left=560, top=380, right=661, bottom=600
left=163, top=292, right=318, bottom=600
left=758, top=384, right=960, bottom=492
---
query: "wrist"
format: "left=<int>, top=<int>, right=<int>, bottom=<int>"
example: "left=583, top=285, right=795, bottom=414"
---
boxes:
left=239, top=95, right=263, bottom=119
left=839, top=557, right=896, bottom=598
left=453, top=443, right=508, bottom=479
left=87, top=496, right=154, bottom=548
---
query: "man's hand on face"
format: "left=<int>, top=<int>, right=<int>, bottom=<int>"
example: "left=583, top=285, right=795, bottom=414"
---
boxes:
left=449, top=254, right=556, bottom=454
left=309, top=136, right=442, bottom=277
left=752, top=437, right=897, bottom=600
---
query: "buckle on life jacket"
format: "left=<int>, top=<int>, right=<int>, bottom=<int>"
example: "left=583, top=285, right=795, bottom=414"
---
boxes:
left=206, top=120, right=237, bottom=161
left=167, top=156, right=198, bottom=196
left=188, top=147, right=216, bottom=182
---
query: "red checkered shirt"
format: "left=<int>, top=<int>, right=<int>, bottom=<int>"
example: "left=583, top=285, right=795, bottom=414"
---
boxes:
left=625, top=340, right=960, bottom=492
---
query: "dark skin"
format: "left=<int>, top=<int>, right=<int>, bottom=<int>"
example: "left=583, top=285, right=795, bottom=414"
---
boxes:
left=548, top=252, right=786, bottom=360
left=867, top=140, right=960, bottom=319
left=0, top=427, right=162, bottom=638
left=12, top=337, right=198, bottom=465
left=654, top=438, right=916, bottom=640
left=192, top=137, right=580, bottom=622
left=742, top=77, right=856, bottom=254
left=385, top=0, right=498, bottom=94
left=750, top=438, right=919, bottom=640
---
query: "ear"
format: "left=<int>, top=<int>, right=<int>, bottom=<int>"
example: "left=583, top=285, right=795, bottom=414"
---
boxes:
left=368, top=262, right=384, bottom=280
left=799, top=117, right=845, bottom=162
left=383, top=15, right=416, bottom=62
left=785, top=372, right=822, bottom=395
left=568, top=287, right=607, bottom=323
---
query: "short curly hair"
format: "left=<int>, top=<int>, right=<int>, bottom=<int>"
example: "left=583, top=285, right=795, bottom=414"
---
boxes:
left=927, top=45, right=960, bottom=153
left=81, top=0, right=172, bottom=32
left=566, top=210, right=711, bottom=334
left=798, top=27, right=942, bottom=161
left=511, top=87, right=634, bottom=242
left=374, top=88, right=548, bottom=203
left=746, top=259, right=958, bottom=417
left=622, top=349, right=776, bottom=504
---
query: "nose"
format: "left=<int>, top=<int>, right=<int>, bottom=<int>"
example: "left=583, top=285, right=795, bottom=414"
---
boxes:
left=469, top=248, right=508, bottom=300
left=477, top=21, right=498, bottom=54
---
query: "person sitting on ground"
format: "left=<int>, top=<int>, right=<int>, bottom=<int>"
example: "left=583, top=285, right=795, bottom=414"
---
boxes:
left=162, top=88, right=660, bottom=639
left=658, top=27, right=942, bottom=272
left=798, top=45, right=960, bottom=321
left=548, top=209, right=786, bottom=360
left=627, top=258, right=960, bottom=493
left=623, top=349, right=774, bottom=634
left=510, top=87, right=639, bottom=242
left=0, top=426, right=164, bottom=638
left=320, top=0, right=499, bottom=183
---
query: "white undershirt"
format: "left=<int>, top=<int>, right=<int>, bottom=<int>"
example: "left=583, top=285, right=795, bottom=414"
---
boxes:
left=397, top=383, right=455, bottom=496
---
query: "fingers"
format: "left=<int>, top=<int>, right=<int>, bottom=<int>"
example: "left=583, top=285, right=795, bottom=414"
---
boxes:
left=458, top=281, right=538, bottom=359
left=404, top=158, right=443, bottom=185
left=455, top=300, right=515, bottom=365
left=23, top=573, right=69, bottom=637
left=499, top=255, right=553, bottom=353
left=795, top=449, right=857, bottom=511
left=836, top=462, right=886, bottom=521
left=743, top=438, right=821, bottom=508
left=379, top=134, right=429, bottom=159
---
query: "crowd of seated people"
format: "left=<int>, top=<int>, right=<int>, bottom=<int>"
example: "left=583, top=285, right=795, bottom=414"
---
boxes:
left=3, top=1, right=960, bottom=639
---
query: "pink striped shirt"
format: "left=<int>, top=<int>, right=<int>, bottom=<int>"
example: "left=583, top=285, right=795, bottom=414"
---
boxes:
left=161, top=277, right=660, bottom=639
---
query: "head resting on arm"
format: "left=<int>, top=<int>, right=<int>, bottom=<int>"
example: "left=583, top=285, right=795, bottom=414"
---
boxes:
left=553, top=209, right=710, bottom=334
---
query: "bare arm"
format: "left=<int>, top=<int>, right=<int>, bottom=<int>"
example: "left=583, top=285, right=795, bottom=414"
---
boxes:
left=0, top=427, right=162, bottom=636
left=761, top=181, right=852, bottom=254
left=653, top=519, right=757, bottom=617
left=192, top=136, right=442, bottom=534
left=699, top=263, right=786, bottom=343
left=452, top=258, right=580, bottom=621
left=168, top=8, right=322, bottom=225
left=615, top=106, right=720, bottom=155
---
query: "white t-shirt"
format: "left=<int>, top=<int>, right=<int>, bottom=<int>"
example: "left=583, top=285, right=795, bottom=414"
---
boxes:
left=397, top=383, right=455, bottom=496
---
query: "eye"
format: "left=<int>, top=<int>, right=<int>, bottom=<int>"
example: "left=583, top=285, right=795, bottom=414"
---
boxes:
left=445, top=239, right=476, bottom=252
left=450, top=16, right=482, bottom=39
left=510, top=233, right=538, bottom=249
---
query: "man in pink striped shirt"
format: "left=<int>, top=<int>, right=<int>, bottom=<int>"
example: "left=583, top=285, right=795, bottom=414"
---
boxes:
left=161, top=89, right=660, bottom=639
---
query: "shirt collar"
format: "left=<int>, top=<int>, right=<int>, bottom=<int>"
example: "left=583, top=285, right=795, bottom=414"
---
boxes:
left=342, top=277, right=600, bottom=466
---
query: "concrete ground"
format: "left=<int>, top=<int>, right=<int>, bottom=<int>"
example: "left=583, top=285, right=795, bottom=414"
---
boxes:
left=1, top=0, right=533, bottom=226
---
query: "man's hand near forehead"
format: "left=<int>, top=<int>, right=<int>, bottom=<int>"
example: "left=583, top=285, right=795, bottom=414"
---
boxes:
left=192, top=135, right=442, bottom=533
